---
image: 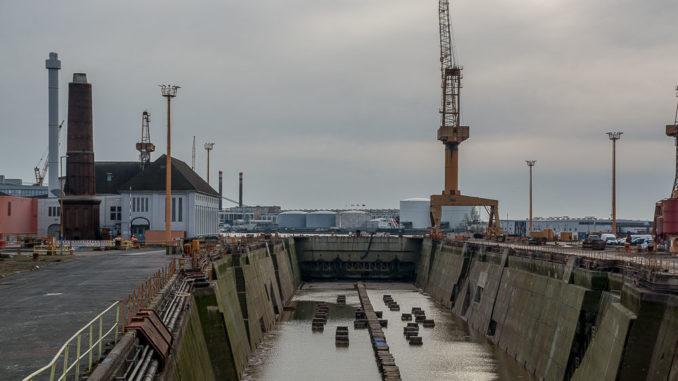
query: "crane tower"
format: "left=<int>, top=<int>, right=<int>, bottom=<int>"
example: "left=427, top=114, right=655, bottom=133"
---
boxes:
left=429, top=0, right=502, bottom=237
left=136, top=111, right=155, bottom=167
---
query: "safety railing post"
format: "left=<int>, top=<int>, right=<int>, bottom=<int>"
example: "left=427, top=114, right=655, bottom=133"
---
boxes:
left=75, top=334, right=81, bottom=379
left=88, top=324, right=93, bottom=370
left=98, top=316, right=103, bottom=361
left=49, top=362, right=56, bottom=381
left=62, top=345, right=68, bottom=379
left=115, top=303, right=120, bottom=343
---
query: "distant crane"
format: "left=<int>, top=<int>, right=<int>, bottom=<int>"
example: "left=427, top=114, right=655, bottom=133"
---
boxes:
left=135, top=111, right=155, bottom=168
left=34, top=120, right=63, bottom=186
left=429, top=0, right=502, bottom=237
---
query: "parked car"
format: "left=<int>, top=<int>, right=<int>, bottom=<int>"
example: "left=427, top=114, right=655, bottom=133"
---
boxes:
left=600, top=234, right=617, bottom=245
left=582, top=234, right=606, bottom=250
left=631, top=238, right=654, bottom=250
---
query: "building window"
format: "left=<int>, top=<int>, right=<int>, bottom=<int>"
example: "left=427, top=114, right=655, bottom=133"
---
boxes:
left=48, top=207, right=52, bottom=217
left=178, top=197, right=183, bottom=222
left=144, top=198, right=148, bottom=212
left=110, top=206, right=121, bottom=221
left=172, top=197, right=176, bottom=222
left=7, top=202, right=11, bottom=216
left=132, top=198, right=137, bottom=212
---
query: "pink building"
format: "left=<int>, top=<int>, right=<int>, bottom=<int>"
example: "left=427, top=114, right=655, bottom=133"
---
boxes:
left=0, top=195, right=37, bottom=236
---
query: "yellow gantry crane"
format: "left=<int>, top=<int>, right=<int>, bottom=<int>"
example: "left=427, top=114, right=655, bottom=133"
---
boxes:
left=429, top=0, right=502, bottom=238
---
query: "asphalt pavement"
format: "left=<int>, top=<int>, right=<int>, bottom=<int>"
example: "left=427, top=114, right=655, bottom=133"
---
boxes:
left=0, top=249, right=174, bottom=380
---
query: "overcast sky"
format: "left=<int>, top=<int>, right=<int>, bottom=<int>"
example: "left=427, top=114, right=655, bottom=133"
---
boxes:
left=1, top=0, right=677, bottom=219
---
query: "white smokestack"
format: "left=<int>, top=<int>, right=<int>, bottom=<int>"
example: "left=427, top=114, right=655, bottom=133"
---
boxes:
left=46, top=52, right=61, bottom=197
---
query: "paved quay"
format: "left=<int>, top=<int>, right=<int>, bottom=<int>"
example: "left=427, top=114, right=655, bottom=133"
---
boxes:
left=0, top=249, right=175, bottom=380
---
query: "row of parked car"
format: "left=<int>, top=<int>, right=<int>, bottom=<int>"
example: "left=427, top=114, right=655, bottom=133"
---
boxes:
left=582, top=234, right=654, bottom=250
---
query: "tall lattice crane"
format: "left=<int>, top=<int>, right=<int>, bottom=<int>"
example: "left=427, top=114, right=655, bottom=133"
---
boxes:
left=136, top=111, right=155, bottom=168
left=430, top=0, right=502, bottom=237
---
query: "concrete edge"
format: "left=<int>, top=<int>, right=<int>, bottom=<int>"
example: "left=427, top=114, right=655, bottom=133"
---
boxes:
left=88, top=331, right=136, bottom=381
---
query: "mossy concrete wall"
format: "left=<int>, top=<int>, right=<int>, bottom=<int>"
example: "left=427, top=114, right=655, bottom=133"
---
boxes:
left=167, top=294, right=218, bottom=381
left=417, top=239, right=678, bottom=381
left=171, top=239, right=301, bottom=380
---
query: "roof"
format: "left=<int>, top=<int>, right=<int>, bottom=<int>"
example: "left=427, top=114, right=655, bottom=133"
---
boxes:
left=119, top=155, right=219, bottom=197
left=95, top=162, right=143, bottom=194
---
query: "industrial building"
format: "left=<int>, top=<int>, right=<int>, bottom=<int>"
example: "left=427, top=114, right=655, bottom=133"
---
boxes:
left=0, top=194, right=37, bottom=237
left=501, top=217, right=652, bottom=238
left=0, top=176, right=48, bottom=198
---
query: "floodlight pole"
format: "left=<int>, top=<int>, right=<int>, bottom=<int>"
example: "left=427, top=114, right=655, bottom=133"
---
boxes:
left=161, top=85, right=179, bottom=248
left=607, top=132, right=622, bottom=235
left=526, top=160, right=536, bottom=234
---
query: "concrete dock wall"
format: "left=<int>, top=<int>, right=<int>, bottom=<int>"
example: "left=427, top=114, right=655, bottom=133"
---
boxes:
left=170, top=239, right=301, bottom=380
left=166, top=236, right=678, bottom=381
left=417, top=238, right=678, bottom=381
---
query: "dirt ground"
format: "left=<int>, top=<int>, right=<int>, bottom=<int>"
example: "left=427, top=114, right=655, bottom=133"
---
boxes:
left=0, top=253, right=76, bottom=278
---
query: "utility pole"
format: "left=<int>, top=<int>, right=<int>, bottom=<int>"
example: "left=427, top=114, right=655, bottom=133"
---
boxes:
left=526, top=160, right=536, bottom=234
left=204, top=142, right=215, bottom=184
left=607, top=132, right=622, bottom=235
left=160, top=85, right=179, bottom=248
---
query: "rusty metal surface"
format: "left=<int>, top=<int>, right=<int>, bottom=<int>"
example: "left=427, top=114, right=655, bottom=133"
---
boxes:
left=137, top=309, right=173, bottom=345
left=127, top=312, right=172, bottom=366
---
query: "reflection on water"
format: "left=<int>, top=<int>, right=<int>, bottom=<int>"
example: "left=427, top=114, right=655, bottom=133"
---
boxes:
left=242, top=282, right=533, bottom=381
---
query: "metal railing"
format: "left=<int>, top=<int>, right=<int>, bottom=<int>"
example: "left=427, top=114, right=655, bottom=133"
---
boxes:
left=122, top=259, right=177, bottom=332
left=22, top=301, right=121, bottom=381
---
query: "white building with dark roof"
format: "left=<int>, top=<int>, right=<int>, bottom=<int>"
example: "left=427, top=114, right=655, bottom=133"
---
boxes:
left=119, top=155, right=219, bottom=240
left=36, top=156, right=219, bottom=240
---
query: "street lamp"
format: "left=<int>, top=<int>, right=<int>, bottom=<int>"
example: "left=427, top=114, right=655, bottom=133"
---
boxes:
left=526, top=160, right=536, bottom=235
left=160, top=85, right=180, bottom=249
left=204, top=142, right=215, bottom=184
left=607, top=132, right=623, bottom=235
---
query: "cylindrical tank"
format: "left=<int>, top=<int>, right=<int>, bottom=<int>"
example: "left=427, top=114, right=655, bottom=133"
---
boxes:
left=399, top=198, right=430, bottom=229
left=277, top=211, right=307, bottom=229
left=306, top=211, right=336, bottom=229
left=337, top=210, right=369, bottom=229
left=441, top=206, right=475, bottom=231
left=662, top=199, right=678, bottom=234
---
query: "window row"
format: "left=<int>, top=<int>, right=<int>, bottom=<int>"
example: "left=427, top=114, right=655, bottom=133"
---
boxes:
left=132, top=197, right=148, bottom=212
left=48, top=206, right=60, bottom=217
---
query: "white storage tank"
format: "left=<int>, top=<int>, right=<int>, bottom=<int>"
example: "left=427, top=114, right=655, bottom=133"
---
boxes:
left=441, top=206, right=475, bottom=231
left=337, top=210, right=370, bottom=229
left=306, top=211, right=336, bottom=229
left=277, top=211, right=307, bottom=229
left=399, top=198, right=430, bottom=229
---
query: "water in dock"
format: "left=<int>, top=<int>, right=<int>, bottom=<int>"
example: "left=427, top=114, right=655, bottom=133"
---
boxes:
left=242, top=282, right=533, bottom=381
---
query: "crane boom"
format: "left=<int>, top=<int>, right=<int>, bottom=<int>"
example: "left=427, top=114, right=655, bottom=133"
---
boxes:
left=439, top=0, right=461, bottom=129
